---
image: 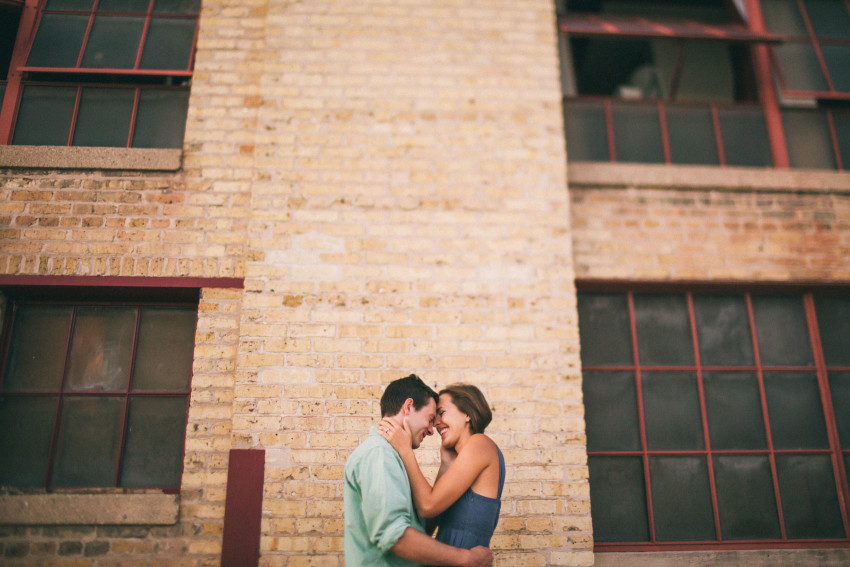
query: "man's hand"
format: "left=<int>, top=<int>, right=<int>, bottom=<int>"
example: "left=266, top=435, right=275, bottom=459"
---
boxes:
left=462, top=546, right=493, bottom=567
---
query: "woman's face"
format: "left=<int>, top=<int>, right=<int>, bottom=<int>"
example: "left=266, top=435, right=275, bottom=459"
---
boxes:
left=435, top=393, right=470, bottom=448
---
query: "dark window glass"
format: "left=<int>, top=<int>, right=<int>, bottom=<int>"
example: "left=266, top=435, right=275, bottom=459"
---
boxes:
left=132, top=89, right=190, bottom=148
left=576, top=293, right=632, bottom=365
left=81, top=16, right=145, bottom=69
left=583, top=371, right=641, bottom=451
left=714, top=455, right=782, bottom=540
left=588, top=456, right=650, bottom=542
left=72, top=87, right=135, bottom=147
left=704, top=372, right=767, bottom=450
left=133, top=308, right=196, bottom=391
left=834, top=109, right=850, bottom=170
left=815, top=295, right=850, bottom=365
left=154, top=0, right=202, bottom=13
left=563, top=100, right=610, bottom=162
left=751, top=295, right=813, bottom=366
left=650, top=456, right=715, bottom=541
left=4, top=306, right=72, bottom=392
left=12, top=85, right=76, bottom=145
left=51, top=396, right=124, bottom=487
left=26, top=14, right=89, bottom=68
left=776, top=454, right=846, bottom=539
left=803, top=0, right=850, bottom=39
left=634, top=294, right=693, bottom=366
left=782, top=109, right=837, bottom=169
left=45, top=0, right=95, bottom=9
left=693, top=294, right=753, bottom=366
left=571, top=37, right=654, bottom=98
left=774, top=43, right=829, bottom=91
left=98, top=0, right=150, bottom=11
left=718, top=107, right=772, bottom=167
left=612, top=103, right=664, bottom=163
left=0, top=396, right=57, bottom=487
left=821, top=45, right=850, bottom=92
left=764, top=372, right=829, bottom=450
left=0, top=6, right=20, bottom=79
left=763, top=0, right=809, bottom=35
left=643, top=371, right=704, bottom=451
left=139, top=18, right=195, bottom=70
left=666, top=105, right=719, bottom=165
left=65, top=307, right=135, bottom=392
left=828, top=372, right=850, bottom=447
left=121, top=395, right=187, bottom=487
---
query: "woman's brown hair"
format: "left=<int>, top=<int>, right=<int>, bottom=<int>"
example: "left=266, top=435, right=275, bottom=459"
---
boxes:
left=439, top=384, right=493, bottom=434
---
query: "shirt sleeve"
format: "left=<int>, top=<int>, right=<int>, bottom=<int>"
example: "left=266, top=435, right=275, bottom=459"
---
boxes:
left=359, top=444, right=415, bottom=553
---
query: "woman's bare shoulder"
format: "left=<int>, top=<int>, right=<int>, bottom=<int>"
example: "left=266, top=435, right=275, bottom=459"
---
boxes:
left=467, top=433, right=498, bottom=455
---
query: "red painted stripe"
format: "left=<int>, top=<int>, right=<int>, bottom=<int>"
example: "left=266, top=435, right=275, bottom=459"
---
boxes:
left=221, top=449, right=265, bottom=567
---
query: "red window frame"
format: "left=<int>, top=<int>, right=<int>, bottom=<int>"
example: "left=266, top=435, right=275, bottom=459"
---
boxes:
left=578, top=283, right=850, bottom=552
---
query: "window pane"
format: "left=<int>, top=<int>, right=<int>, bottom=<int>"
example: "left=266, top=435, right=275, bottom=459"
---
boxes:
left=764, top=372, right=829, bottom=449
left=133, top=308, right=196, bottom=391
left=634, top=294, right=693, bottom=366
left=577, top=293, right=632, bottom=365
left=782, top=109, right=837, bottom=169
left=81, top=15, right=145, bottom=69
left=154, top=0, right=201, bottom=13
left=131, top=89, right=190, bottom=148
left=563, top=100, right=610, bottom=162
left=4, top=306, right=72, bottom=392
left=72, top=88, right=135, bottom=147
left=26, top=14, right=89, bottom=67
left=583, top=371, right=641, bottom=451
left=0, top=396, right=57, bottom=487
left=612, top=103, right=664, bottom=163
left=815, top=295, right=850, bottom=365
left=762, top=0, right=809, bottom=35
left=51, top=396, right=124, bottom=487
left=121, top=395, right=187, bottom=487
left=693, top=294, right=753, bottom=366
left=822, top=45, right=850, bottom=93
left=828, top=372, right=850, bottom=447
left=774, top=43, right=829, bottom=92
left=833, top=109, right=850, bottom=169
left=66, top=307, right=136, bottom=392
left=717, top=107, right=772, bottom=167
left=643, top=372, right=704, bottom=451
left=804, top=0, right=850, bottom=39
left=714, top=455, right=781, bottom=540
left=666, top=105, right=719, bottom=166
left=45, top=0, right=95, bottom=9
left=12, top=86, right=77, bottom=146
left=571, top=37, right=654, bottom=97
left=650, top=456, right=715, bottom=541
left=751, top=295, right=813, bottom=366
left=776, top=454, right=845, bottom=538
left=588, top=456, right=650, bottom=542
left=98, top=0, right=150, bottom=10
left=139, top=17, right=196, bottom=70
left=704, top=372, right=767, bottom=450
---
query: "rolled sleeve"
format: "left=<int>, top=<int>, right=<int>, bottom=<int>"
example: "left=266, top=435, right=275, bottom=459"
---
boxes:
left=360, top=445, right=416, bottom=553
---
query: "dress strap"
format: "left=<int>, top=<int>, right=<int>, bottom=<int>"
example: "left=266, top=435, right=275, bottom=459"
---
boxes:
left=496, top=447, right=505, bottom=500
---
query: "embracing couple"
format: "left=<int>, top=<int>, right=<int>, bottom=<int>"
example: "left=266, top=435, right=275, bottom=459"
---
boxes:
left=344, top=374, right=504, bottom=567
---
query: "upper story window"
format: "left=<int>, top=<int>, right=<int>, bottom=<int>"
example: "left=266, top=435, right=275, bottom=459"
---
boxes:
left=0, top=0, right=200, bottom=149
left=559, top=0, right=850, bottom=170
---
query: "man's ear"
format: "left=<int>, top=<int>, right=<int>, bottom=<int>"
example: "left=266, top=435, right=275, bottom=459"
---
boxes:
left=401, top=398, right=414, bottom=415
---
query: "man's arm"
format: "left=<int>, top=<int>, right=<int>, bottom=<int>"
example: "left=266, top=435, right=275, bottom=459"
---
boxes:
left=390, top=528, right=492, bottom=567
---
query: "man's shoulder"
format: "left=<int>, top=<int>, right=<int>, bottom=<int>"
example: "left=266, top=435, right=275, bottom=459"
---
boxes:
left=346, top=434, right=396, bottom=469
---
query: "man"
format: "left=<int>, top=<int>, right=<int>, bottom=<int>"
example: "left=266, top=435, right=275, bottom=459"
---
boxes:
left=344, top=374, right=493, bottom=567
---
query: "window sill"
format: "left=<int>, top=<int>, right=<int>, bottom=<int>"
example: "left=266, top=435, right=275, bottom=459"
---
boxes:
left=0, top=493, right=179, bottom=525
left=595, top=549, right=850, bottom=567
left=568, top=162, right=850, bottom=194
left=0, top=146, right=182, bottom=172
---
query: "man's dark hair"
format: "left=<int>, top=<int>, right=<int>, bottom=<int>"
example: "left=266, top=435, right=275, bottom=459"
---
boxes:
left=380, top=374, right=438, bottom=417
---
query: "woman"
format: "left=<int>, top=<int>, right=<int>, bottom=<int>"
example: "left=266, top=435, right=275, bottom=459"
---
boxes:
left=378, top=383, right=505, bottom=552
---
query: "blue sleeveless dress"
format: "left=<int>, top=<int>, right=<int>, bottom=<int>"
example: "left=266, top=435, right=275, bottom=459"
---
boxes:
left=431, top=447, right=505, bottom=552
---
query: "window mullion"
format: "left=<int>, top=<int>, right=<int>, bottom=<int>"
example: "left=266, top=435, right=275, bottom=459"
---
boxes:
left=74, top=0, right=99, bottom=69
left=132, top=0, right=156, bottom=70
left=603, top=98, right=616, bottom=162
left=0, top=0, right=38, bottom=144
left=112, top=307, right=142, bottom=488
left=794, top=0, right=836, bottom=93
left=66, top=85, right=82, bottom=146
left=44, top=305, right=78, bottom=490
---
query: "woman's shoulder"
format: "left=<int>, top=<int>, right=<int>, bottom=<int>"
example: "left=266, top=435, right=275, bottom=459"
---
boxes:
left=467, top=433, right=499, bottom=455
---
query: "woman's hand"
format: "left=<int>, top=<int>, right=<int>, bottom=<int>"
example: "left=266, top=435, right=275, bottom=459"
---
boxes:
left=378, top=418, right=412, bottom=454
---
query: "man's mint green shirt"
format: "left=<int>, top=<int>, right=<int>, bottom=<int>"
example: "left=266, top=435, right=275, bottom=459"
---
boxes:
left=344, top=426, right=426, bottom=567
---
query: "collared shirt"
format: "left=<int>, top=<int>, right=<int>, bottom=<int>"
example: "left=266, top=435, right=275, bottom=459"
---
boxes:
left=344, top=426, right=425, bottom=567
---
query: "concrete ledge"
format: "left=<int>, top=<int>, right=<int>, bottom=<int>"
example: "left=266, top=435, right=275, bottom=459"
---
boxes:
left=0, top=146, right=182, bottom=171
left=0, top=493, right=180, bottom=525
left=595, top=549, right=850, bottom=567
left=568, top=162, right=850, bottom=193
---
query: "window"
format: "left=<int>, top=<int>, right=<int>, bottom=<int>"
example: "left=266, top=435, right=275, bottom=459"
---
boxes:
left=559, top=0, right=850, bottom=170
left=0, top=290, right=198, bottom=490
left=0, top=0, right=200, bottom=148
left=578, top=287, right=850, bottom=550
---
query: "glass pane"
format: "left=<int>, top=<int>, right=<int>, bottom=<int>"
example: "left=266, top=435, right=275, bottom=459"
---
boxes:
left=154, top=0, right=201, bottom=13
left=666, top=105, right=719, bottom=165
left=12, top=86, right=76, bottom=146
left=776, top=454, right=845, bottom=538
left=762, top=0, right=809, bottom=35
left=0, top=396, right=57, bottom=487
left=26, top=14, right=89, bottom=67
left=782, top=109, right=837, bottom=169
left=4, top=306, right=72, bottom=392
left=612, top=103, right=664, bottom=163
left=704, top=372, right=767, bottom=450
left=133, top=308, right=196, bottom=391
left=828, top=372, right=850, bottom=447
left=72, top=88, right=135, bottom=147
left=834, top=109, right=850, bottom=169
left=131, top=89, right=190, bottom=148
left=764, top=372, right=829, bottom=449
left=81, top=15, right=145, bottom=69
left=121, top=396, right=187, bottom=487
left=649, top=456, right=715, bottom=541
left=633, top=294, right=693, bottom=366
left=66, top=307, right=136, bottom=392
left=98, top=0, right=150, bottom=10
left=643, top=372, right=704, bottom=451
left=577, top=293, right=632, bottom=365
left=51, top=396, right=124, bottom=487
left=804, top=0, right=850, bottom=39
left=822, top=45, right=850, bottom=93
left=588, top=456, right=650, bottom=542
left=139, top=17, right=196, bottom=70
left=583, top=371, right=641, bottom=452
left=563, top=100, right=610, bottom=162
left=571, top=37, right=655, bottom=97
left=717, top=107, right=772, bottom=167
left=45, top=0, right=95, bottom=9
left=693, top=294, right=753, bottom=366
left=751, top=295, right=813, bottom=366
left=714, top=455, right=781, bottom=540
left=774, top=43, right=829, bottom=92
left=815, top=295, right=850, bottom=365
